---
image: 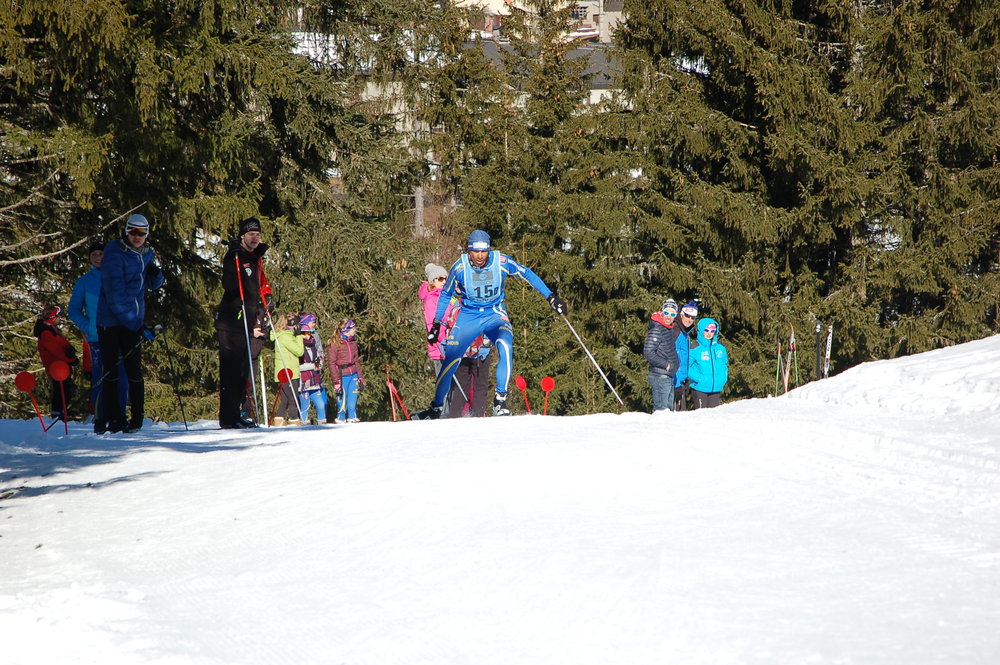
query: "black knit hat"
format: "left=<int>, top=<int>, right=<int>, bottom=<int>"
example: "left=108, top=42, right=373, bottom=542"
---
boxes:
left=88, top=240, right=106, bottom=254
left=239, top=217, right=262, bottom=236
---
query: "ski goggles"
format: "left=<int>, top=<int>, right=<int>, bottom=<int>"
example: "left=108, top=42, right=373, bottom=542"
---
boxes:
left=704, top=324, right=718, bottom=334
left=663, top=308, right=678, bottom=317
left=468, top=241, right=489, bottom=251
left=680, top=306, right=698, bottom=317
left=342, top=319, right=356, bottom=332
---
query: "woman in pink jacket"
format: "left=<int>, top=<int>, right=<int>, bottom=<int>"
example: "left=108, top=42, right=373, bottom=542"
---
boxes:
left=419, top=263, right=453, bottom=376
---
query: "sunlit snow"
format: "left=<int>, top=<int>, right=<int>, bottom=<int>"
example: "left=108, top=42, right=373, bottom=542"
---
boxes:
left=2, top=335, right=999, bottom=664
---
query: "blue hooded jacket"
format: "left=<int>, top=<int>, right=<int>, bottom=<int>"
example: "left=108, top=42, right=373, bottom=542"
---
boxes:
left=688, top=318, right=729, bottom=394
left=69, top=266, right=102, bottom=343
left=97, top=237, right=163, bottom=331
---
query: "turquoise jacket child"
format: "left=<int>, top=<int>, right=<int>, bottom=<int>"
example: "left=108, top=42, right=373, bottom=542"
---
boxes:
left=688, top=318, right=729, bottom=394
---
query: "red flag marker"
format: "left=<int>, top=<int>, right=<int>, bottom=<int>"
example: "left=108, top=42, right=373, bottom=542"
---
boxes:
left=15, top=371, right=46, bottom=431
left=385, top=364, right=410, bottom=421
left=514, top=375, right=531, bottom=414
left=540, top=376, right=555, bottom=415
left=46, top=361, right=71, bottom=434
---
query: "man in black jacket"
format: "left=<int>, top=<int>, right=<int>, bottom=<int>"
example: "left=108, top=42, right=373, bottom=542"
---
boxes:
left=643, top=298, right=680, bottom=413
left=216, top=217, right=273, bottom=429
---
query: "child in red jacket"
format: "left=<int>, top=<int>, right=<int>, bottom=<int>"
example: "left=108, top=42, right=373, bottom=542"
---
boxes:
left=33, top=305, right=79, bottom=419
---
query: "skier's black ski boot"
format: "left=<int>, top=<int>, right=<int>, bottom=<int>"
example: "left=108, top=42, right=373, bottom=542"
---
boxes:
left=492, top=392, right=511, bottom=416
left=411, top=404, right=443, bottom=421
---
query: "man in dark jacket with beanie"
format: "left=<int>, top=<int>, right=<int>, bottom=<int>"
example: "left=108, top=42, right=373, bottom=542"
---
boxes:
left=216, top=217, right=273, bottom=429
left=643, top=299, right=680, bottom=412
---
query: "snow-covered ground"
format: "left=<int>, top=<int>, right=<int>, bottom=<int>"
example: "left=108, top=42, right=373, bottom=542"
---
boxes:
left=2, top=335, right=999, bottom=665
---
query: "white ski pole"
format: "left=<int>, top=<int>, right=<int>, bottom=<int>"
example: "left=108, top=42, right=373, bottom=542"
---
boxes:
left=258, top=352, right=269, bottom=427
left=560, top=314, right=624, bottom=407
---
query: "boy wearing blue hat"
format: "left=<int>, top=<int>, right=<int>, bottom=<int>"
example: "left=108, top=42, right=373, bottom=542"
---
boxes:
left=412, top=230, right=567, bottom=419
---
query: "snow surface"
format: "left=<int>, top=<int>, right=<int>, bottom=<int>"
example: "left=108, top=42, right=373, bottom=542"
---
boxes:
left=2, top=335, right=999, bottom=665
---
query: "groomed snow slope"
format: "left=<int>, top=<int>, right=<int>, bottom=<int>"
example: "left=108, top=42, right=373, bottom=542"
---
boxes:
left=2, top=335, right=999, bottom=665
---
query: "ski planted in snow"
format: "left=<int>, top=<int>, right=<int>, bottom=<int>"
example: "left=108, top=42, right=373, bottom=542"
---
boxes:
left=823, top=323, right=834, bottom=378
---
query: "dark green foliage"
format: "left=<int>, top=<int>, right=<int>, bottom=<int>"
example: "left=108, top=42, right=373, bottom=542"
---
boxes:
left=2, top=1, right=997, bottom=421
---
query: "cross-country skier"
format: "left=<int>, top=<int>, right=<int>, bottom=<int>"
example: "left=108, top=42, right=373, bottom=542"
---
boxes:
left=215, top=217, right=273, bottom=429
left=412, top=230, right=567, bottom=419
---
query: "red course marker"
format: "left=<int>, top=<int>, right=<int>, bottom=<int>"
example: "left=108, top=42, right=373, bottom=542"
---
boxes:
left=14, top=371, right=46, bottom=430
left=540, top=376, right=555, bottom=415
left=46, top=361, right=71, bottom=434
left=514, top=375, right=531, bottom=414
left=15, top=371, right=36, bottom=392
left=48, top=360, right=70, bottom=382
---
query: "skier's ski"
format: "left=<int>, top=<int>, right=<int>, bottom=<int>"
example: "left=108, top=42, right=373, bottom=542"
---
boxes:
left=815, top=322, right=823, bottom=381
left=823, top=323, right=834, bottom=378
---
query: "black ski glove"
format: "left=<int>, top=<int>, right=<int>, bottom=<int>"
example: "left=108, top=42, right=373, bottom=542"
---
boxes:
left=427, top=320, right=441, bottom=344
left=547, top=293, right=568, bottom=315
left=146, top=263, right=161, bottom=281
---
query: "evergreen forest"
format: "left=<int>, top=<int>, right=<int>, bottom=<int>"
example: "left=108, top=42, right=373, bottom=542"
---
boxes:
left=1, top=0, right=998, bottom=421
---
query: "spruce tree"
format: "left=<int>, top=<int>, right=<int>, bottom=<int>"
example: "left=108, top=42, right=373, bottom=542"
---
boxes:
left=0, top=1, right=423, bottom=420
left=843, top=1, right=1000, bottom=360
left=613, top=0, right=872, bottom=397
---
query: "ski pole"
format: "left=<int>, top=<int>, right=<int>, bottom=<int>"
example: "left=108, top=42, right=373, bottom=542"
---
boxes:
left=559, top=314, right=624, bottom=407
left=258, top=352, right=269, bottom=427
left=452, top=374, right=469, bottom=404
left=235, top=255, right=260, bottom=425
left=158, top=326, right=189, bottom=430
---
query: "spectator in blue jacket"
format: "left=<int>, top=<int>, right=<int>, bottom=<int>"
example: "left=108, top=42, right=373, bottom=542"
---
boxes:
left=96, top=214, right=164, bottom=433
left=643, top=298, right=680, bottom=412
left=688, top=317, right=729, bottom=409
left=672, top=300, right=698, bottom=411
left=69, top=240, right=128, bottom=430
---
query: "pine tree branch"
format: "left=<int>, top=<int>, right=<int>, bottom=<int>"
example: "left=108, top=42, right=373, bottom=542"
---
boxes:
left=0, top=168, right=60, bottom=215
left=0, top=205, right=143, bottom=267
